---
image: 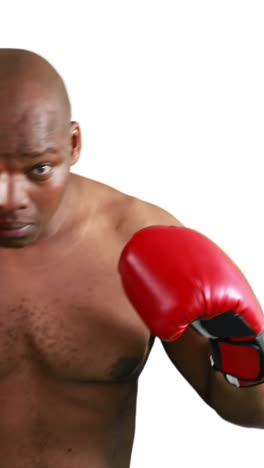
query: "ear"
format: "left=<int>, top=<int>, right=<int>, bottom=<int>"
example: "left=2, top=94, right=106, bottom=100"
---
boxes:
left=69, top=121, right=81, bottom=166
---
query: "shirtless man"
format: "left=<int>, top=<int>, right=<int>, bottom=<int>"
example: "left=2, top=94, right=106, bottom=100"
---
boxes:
left=0, top=48, right=264, bottom=468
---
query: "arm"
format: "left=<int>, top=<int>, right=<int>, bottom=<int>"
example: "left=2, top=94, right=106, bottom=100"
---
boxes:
left=118, top=199, right=264, bottom=428
left=163, top=327, right=264, bottom=428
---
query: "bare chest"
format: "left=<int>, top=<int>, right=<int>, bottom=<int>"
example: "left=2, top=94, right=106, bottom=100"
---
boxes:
left=0, top=245, right=151, bottom=384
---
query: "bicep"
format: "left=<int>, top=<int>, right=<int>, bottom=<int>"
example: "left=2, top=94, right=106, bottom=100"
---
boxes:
left=162, top=326, right=212, bottom=405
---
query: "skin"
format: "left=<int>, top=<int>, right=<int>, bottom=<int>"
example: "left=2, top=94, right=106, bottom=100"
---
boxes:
left=0, top=49, right=264, bottom=468
left=0, top=49, right=156, bottom=467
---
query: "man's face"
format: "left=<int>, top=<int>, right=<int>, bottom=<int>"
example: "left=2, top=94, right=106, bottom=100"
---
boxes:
left=0, top=85, right=80, bottom=248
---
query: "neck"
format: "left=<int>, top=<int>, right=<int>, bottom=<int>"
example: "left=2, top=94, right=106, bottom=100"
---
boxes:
left=39, top=173, right=79, bottom=242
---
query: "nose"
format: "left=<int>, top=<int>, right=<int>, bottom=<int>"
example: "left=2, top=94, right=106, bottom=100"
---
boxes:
left=0, top=173, right=29, bottom=212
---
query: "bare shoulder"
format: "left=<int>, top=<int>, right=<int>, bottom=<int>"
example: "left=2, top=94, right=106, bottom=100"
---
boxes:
left=107, top=187, right=183, bottom=243
left=75, top=174, right=183, bottom=241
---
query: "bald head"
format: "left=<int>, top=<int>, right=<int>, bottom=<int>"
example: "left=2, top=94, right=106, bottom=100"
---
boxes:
left=0, top=50, right=81, bottom=248
left=0, top=48, right=71, bottom=124
left=0, top=49, right=77, bottom=158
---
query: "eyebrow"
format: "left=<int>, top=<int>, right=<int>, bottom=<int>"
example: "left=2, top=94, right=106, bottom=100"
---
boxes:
left=19, top=148, right=58, bottom=159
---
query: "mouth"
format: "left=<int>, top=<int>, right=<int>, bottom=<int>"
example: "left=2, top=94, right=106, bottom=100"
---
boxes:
left=0, top=223, right=32, bottom=238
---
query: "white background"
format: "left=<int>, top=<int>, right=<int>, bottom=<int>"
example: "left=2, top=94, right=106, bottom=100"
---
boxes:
left=2, top=1, right=264, bottom=466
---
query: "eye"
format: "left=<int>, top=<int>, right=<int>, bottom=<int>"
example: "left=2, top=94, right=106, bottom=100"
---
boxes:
left=30, top=163, right=53, bottom=178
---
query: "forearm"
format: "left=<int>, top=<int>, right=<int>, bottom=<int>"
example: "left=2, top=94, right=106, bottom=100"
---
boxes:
left=164, top=327, right=264, bottom=429
left=208, top=368, right=264, bottom=429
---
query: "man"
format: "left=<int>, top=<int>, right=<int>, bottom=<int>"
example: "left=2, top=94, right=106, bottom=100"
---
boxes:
left=0, top=48, right=263, bottom=468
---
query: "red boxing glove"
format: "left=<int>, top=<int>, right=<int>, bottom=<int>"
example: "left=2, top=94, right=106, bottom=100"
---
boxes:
left=118, top=226, right=264, bottom=387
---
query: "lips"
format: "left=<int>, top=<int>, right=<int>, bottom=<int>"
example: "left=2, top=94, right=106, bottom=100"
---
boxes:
left=0, top=222, right=33, bottom=239
left=0, top=223, right=30, bottom=229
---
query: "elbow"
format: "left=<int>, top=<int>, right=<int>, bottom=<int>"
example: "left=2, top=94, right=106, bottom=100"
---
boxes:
left=214, top=406, right=259, bottom=429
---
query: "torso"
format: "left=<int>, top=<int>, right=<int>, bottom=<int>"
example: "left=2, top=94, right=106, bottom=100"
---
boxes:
left=0, top=173, right=154, bottom=468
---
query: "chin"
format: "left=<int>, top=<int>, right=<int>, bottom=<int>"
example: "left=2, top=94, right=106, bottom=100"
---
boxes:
left=0, top=238, right=35, bottom=249
left=0, top=231, right=41, bottom=249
